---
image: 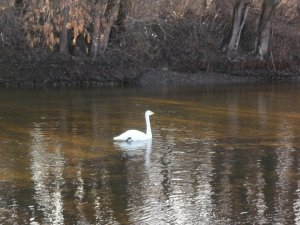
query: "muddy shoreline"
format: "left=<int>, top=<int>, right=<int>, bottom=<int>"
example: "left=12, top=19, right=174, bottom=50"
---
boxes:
left=1, top=70, right=299, bottom=88
left=136, top=69, right=300, bottom=87
left=0, top=59, right=299, bottom=88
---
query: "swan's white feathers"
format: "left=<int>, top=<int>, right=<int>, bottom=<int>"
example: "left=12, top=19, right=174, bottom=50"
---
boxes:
left=113, top=110, right=154, bottom=142
left=113, top=130, right=149, bottom=141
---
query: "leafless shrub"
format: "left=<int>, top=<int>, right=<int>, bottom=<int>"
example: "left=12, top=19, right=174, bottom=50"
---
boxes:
left=1, top=0, right=299, bottom=71
left=0, top=8, right=23, bottom=51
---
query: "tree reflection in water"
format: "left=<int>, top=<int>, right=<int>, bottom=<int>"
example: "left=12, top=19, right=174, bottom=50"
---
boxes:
left=30, top=122, right=65, bottom=225
left=0, top=86, right=299, bottom=224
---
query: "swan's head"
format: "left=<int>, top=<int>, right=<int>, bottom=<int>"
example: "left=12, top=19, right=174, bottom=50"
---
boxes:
left=145, top=110, right=154, bottom=116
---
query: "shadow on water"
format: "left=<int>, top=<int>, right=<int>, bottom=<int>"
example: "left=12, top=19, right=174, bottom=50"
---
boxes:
left=0, top=83, right=300, bottom=224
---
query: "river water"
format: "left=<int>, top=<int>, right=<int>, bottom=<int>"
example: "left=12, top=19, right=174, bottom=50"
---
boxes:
left=0, top=84, right=300, bottom=225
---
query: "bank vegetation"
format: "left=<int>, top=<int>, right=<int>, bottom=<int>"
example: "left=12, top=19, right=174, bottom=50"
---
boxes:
left=0, top=0, right=299, bottom=86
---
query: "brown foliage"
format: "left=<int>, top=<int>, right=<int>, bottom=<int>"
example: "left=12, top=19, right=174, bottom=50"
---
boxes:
left=1, top=0, right=299, bottom=73
left=22, top=0, right=93, bottom=51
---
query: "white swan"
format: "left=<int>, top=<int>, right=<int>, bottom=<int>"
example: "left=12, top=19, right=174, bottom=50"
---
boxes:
left=113, top=110, right=154, bottom=142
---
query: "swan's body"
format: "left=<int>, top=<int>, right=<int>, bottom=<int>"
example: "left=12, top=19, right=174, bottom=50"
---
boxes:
left=113, top=110, right=154, bottom=142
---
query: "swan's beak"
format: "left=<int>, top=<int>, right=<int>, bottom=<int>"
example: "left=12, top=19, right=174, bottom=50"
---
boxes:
left=150, top=111, right=154, bottom=115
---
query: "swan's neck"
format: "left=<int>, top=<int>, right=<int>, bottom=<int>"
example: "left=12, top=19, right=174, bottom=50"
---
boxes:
left=145, top=114, right=152, bottom=137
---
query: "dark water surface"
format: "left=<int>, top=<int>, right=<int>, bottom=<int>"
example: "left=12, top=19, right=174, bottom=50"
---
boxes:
left=0, top=84, right=300, bottom=224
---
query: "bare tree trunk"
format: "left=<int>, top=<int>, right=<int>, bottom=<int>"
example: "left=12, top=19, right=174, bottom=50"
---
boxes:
left=222, top=0, right=251, bottom=55
left=98, top=0, right=120, bottom=53
left=90, top=0, right=120, bottom=59
left=59, top=0, right=69, bottom=54
left=90, top=0, right=107, bottom=60
left=109, top=0, right=131, bottom=46
left=115, top=0, right=131, bottom=34
left=202, top=0, right=207, bottom=10
left=255, top=0, right=278, bottom=60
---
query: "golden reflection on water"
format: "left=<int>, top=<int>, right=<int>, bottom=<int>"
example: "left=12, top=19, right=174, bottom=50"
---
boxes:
left=0, top=85, right=299, bottom=224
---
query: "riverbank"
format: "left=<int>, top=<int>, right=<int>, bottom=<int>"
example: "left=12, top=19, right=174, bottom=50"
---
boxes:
left=0, top=47, right=299, bottom=88
left=0, top=65, right=296, bottom=89
left=1, top=2, right=299, bottom=88
left=0, top=64, right=299, bottom=88
left=0, top=54, right=299, bottom=88
left=136, top=68, right=300, bottom=87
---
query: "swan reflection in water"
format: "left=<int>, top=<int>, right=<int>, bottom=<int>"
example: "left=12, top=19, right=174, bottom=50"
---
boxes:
left=114, top=140, right=152, bottom=168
